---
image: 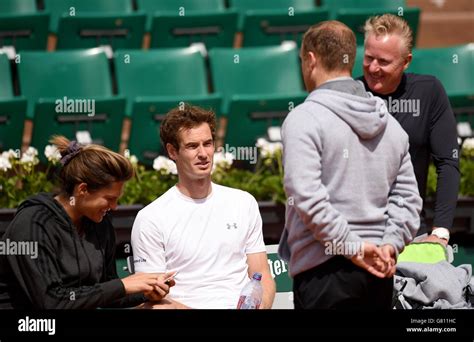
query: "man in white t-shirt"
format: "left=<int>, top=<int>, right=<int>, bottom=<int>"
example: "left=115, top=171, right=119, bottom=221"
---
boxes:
left=131, top=104, right=276, bottom=309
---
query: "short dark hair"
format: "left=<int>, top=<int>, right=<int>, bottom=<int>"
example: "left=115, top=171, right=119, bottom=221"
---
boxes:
left=160, top=104, right=216, bottom=151
left=301, top=20, right=356, bottom=73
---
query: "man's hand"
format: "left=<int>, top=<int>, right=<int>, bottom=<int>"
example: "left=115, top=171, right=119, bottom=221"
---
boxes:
left=380, top=244, right=396, bottom=278
left=419, top=234, right=448, bottom=247
left=351, top=242, right=390, bottom=278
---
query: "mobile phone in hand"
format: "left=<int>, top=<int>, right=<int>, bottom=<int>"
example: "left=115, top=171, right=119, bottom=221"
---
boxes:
left=164, top=270, right=178, bottom=284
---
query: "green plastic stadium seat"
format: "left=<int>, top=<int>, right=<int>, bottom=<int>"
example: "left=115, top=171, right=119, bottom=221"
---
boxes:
left=31, top=97, right=125, bottom=161
left=148, top=12, right=238, bottom=49
left=137, top=0, right=227, bottom=31
left=0, top=14, right=49, bottom=51
left=229, top=0, right=317, bottom=31
left=0, top=0, right=37, bottom=14
left=138, top=0, right=226, bottom=13
left=240, top=8, right=329, bottom=47
left=352, top=46, right=365, bottom=79
left=0, top=53, right=13, bottom=100
left=17, top=48, right=123, bottom=158
left=44, top=0, right=146, bottom=50
left=322, top=0, right=407, bottom=15
left=209, top=44, right=306, bottom=148
left=55, top=15, right=146, bottom=50
left=0, top=99, right=27, bottom=152
left=229, top=0, right=316, bottom=13
left=115, top=47, right=221, bottom=164
left=408, top=44, right=474, bottom=118
left=18, top=48, right=114, bottom=118
left=44, top=0, right=133, bottom=32
left=321, top=0, right=420, bottom=46
left=225, top=94, right=306, bottom=149
left=115, top=48, right=214, bottom=110
left=0, top=0, right=48, bottom=51
left=0, top=52, right=26, bottom=152
left=140, top=0, right=237, bottom=49
left=115, top=257, right=131, bottom=279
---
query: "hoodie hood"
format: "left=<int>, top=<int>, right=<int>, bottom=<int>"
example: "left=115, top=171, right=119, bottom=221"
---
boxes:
left=17, top=192, right=73, bottom=229
left=306, top=89, right=389, bottom=140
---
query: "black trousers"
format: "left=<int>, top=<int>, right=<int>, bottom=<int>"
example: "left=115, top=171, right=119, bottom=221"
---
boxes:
left=293, top=256, right=393, bottom=310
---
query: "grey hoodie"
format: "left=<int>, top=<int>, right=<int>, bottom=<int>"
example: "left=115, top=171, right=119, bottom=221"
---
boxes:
left=279, top=79, right=422, bottom=277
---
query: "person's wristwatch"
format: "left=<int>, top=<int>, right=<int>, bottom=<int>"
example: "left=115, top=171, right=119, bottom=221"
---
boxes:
left=431, top=227, right=450, bottom=242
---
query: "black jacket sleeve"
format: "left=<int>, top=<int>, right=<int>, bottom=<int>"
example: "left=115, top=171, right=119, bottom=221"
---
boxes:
left=6, top=216, right=127, bottom=309
left=429, top=78, right=461, bottom=229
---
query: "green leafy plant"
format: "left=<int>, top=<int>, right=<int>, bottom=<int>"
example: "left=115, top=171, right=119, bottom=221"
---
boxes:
left=426, top=138, right=474, bottom=197
left=0, top=147, right=58, bottom=208
left=121, top=139, right=285, bottom=206
left=120, top=163, right=178, bottom=205
left=2, top=137, right=473, bottom=209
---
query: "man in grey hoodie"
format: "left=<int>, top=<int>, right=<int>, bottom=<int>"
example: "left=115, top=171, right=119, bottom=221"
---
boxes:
left=278, top=21, right=422, bottom=309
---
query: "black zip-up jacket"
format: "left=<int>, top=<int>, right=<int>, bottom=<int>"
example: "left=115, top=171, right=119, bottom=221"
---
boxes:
left=0, top=193, right=145, bottom=309
left=360, top=73, right=460, bottom=234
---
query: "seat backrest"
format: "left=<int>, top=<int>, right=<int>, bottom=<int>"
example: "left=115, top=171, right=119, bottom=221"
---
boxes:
left=209, top=44, right=304, bottom=111
left=137, top=0, right=226, bottom=14
left=0, top=53, right=13, bottom=99
left=352, top=46, right=365, bottom=79
left=322, top=0, right=406, bottom=12
left=408, top=44, right=474, bottom=96
left=0, top=0, right=37, bottom=14
left=44, top=0, right=134, bottom=32
left=115, top=257, right=132, bottom=278
left=229, top=0, right=316, bottom=12
left=18, top=48, right=112, bottom=107
left=0, top=53, right=26, bottom=152
left=44, top=0, right=133, bottom=14
left=266, top=244, right=293, bottom=309
left=115, top=47, right=209, bottom=100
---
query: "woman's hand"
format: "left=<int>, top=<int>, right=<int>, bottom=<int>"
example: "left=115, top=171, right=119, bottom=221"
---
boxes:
left=121, top=272, right=162, bottom=294
left=144, top=273, right=176, bottom=301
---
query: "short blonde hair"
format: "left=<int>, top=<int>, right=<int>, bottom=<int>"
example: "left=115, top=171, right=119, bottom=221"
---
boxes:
left=364, top=14, right=413, bottom=55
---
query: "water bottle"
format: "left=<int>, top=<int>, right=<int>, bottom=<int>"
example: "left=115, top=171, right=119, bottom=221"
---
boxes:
left=237, top=272, right=263, bottom=309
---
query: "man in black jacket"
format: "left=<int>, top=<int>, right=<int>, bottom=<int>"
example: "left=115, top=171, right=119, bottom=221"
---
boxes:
left=359, top=14, right=460, bottom=246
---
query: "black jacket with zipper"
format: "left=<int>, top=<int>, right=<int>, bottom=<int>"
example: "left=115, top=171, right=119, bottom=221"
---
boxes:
left=0, top=193, right=145, bottom=309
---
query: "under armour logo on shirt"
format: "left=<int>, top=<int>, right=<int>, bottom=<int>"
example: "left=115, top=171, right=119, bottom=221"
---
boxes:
left=226, top=223, right=238, bottom=230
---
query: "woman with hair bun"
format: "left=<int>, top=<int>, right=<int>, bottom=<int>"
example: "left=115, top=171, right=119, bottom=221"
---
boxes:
left=0, top=136, right=174, bottom=309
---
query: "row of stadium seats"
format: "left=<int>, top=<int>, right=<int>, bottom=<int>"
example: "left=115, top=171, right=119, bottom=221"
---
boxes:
left=1, top=44, right=473, bottom=166
left=0, top=0, right=420, bottom=50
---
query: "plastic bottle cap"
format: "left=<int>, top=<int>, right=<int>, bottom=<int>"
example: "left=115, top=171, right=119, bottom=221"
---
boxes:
left=252, top=272, right=262, bottom=281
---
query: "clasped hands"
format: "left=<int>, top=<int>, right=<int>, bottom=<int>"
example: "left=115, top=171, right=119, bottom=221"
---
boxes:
left=351, top=242, right=396, bottom=278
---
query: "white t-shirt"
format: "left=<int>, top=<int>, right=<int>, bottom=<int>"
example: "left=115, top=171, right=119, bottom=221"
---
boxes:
left=131, top=183, right=266, bottom=309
